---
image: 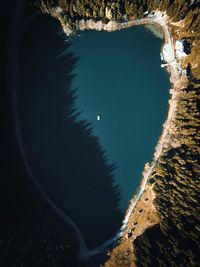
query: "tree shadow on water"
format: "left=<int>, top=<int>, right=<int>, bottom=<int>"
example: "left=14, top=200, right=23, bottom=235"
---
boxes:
left=18, top=15, right=123, bottom=248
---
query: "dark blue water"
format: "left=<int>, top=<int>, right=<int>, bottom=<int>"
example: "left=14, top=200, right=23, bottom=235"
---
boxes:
left=69, top=26, right=170, bottom=211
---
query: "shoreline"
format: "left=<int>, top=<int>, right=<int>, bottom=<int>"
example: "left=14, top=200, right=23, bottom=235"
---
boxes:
left=119, top=15, right=187, bottom=239
left=79, top=11, right=187, bottom=244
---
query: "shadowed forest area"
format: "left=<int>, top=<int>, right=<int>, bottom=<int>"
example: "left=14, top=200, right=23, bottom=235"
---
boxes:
left=0, top=2, right=122, bottom=266
left=0, top=3, right=81, bottom=267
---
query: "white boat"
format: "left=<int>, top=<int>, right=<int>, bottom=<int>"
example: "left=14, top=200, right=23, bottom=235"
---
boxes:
left=97, top=115, right=101, bottom=121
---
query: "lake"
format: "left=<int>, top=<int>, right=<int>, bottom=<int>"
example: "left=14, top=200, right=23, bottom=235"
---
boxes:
left=18, top=18, right=169, bottom=249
